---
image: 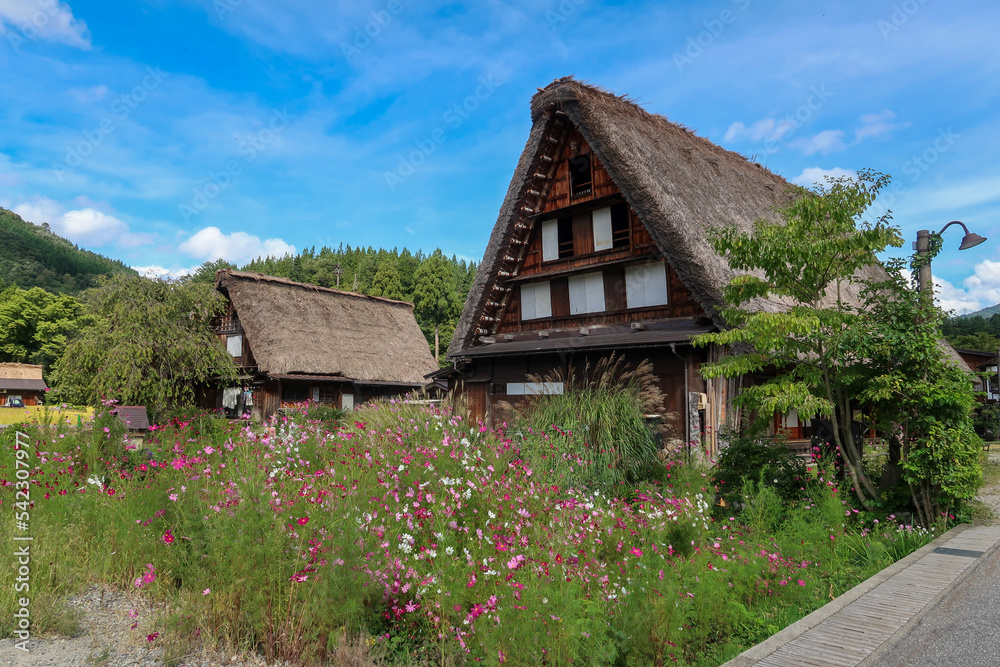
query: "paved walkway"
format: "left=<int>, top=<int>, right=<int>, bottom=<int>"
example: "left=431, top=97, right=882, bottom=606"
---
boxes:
left=723, top=453, right=1000, bottom=667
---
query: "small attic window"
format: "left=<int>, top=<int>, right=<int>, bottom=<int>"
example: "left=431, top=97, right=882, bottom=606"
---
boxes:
left=569, top=153, right=592, bottom=197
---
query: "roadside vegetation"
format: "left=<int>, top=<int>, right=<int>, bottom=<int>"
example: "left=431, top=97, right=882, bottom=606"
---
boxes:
left=1, top=395, right=938, bottom=667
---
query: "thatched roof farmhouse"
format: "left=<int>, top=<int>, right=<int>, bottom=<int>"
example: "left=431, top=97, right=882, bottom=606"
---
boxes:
left=444, top=77, right=968, bottom=453
left=207, top=269, right=437, bottom=417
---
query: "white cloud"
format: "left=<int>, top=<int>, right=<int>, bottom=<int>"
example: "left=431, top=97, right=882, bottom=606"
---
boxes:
left=962, top=260, right=1000, bottom=310
left=902, top=263, right=1000, bottom=315
left=855, top=110, right=907, bottom=142
left=792, top=167, right=857, bottom=188
left=13, top=195, right=150, bottom=248
left=178, top=226, right=295, bottom=264
left=133, top=265, right=198, bottom=280
left=935, top=274, right=985, bottom=315
left=0, top=0, right=91, bottom=49
left=724, top=118, right=793, bottom=144
left=789, top=129, right=847, bottom=156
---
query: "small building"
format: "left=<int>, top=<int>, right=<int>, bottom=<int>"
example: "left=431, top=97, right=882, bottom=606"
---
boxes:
left=0, top=363, right=47, bottom=406
left=957, top=348, right=999, bottom=402
left=206, top=269, right=438, bottom=417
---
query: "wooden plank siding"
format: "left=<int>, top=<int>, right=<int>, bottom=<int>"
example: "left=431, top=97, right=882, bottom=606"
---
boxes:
left=498, top=127, right=702, bottom=334
left=541, top=127, right=619, bottom=213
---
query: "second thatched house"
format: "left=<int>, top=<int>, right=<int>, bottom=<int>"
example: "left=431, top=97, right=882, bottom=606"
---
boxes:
left=206, top=269, right=437, bottom=417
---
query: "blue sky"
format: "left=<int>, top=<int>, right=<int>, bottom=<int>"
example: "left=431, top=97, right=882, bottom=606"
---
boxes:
left=1, top=0, right=998, bottom=313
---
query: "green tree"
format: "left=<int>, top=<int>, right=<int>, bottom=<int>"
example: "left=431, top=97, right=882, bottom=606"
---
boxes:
left=413, top=250, right=461, bottom=362
left=696, top=170, right=983, bottom=521
left=52, top=275, right=237, bottom=416
left=186, top=258, right=237, bottom=284
left=0, top=286, right=86, bottom=371
left=693, top=171, right=905, bottom=511
left=855, top=263, right=983, bottom=525
left=369, top=261, right=404, bottom=301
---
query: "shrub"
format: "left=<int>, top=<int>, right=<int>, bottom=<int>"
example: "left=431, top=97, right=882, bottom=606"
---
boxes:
left=713, top=428, right=807, bottom=510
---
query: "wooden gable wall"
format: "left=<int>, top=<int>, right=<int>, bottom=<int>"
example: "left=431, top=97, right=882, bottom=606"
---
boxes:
left=494, top=127, right=702, bottom=334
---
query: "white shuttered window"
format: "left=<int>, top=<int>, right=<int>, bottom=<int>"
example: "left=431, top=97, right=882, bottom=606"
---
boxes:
left=520, top=281, right=552, bottom=320
left=625, top=263, right=669, bottom=308
left=568, top=272, right=605, bottom=314
left=541, top=219, right=559, bottom=262
left=592, top=207, right=613, bottom=251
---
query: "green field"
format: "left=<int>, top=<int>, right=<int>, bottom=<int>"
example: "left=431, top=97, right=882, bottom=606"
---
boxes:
left=0, top=405, right=94, bottom=426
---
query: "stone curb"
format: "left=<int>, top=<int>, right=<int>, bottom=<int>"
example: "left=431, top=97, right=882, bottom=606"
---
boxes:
left=718, top=523, right=971, bottom=667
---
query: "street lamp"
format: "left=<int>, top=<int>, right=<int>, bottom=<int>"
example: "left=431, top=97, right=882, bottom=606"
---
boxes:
left=915, top=221, right=988, bottom=294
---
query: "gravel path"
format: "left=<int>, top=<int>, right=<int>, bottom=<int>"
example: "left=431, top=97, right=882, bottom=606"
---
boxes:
left=976, top=449, right=1000, bottom=521
left=0, top=587, right=281, bottom=667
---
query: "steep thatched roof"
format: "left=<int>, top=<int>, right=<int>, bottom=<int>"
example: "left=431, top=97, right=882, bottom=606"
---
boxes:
left=450, top=77, right=883, bottom=356
left=216, top=269, right=437, bottom=384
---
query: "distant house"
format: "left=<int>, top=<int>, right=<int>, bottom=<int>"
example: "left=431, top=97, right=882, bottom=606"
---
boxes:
left=0, top=363, right=47, bottom=406
left=443, top=77, right=972, bottom=455
left=956, top=349, right=999, bottom=402
left=205, top=269, right=437, bottom=417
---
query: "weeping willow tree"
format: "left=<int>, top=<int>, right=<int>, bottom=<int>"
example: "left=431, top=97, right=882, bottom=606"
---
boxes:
left=53, top=274, right=238, bottom=416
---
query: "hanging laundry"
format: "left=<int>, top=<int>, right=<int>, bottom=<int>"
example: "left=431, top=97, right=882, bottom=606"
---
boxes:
left=222, top=387, right=239, bottom=409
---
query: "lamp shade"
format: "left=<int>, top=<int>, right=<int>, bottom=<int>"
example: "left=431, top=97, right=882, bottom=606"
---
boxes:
left=959, top=232, right=988, bottom=250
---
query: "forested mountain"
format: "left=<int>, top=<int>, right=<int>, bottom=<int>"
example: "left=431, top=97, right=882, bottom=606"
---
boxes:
left=0, top=207, right=135, bottom=294
left=943, top=313, right=1000, bottom=352
left=963, top=303, right=1000, bottom=318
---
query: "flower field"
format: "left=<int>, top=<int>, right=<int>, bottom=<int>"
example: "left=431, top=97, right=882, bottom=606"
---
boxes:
left=0, top=402, right=934, bottom=666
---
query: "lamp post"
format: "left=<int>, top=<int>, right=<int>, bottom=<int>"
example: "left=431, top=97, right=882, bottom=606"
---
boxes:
left=914, top=221, right=988, bottom=295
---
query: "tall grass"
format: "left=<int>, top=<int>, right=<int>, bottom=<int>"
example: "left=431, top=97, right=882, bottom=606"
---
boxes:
left=499, top=354, right=677, bottom=490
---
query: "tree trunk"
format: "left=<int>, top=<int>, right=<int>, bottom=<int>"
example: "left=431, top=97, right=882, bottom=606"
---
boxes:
left=434, top=323, right=440, bottom=362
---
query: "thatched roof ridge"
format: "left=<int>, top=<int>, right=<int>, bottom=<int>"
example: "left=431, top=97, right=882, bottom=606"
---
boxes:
left=216, top=269, right=436, bottom=384
left=450, top=77, right=875, bottom=356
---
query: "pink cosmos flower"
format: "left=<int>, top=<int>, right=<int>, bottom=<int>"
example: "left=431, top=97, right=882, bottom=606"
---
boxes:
left=630, top=547, right=643, bottom=557
left=203, top=588, right=211, bottom=595
left=168, top=494, right=178, bottom=502
left=134, top=564, right=156, bottom=589
left=147, top=633, right=159, bottom=642
left=297, top=517, right=309, bottom=526
left=163, top=530, right=175, bottom=545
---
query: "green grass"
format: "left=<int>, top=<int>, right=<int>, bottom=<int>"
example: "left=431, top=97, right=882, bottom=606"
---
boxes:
left=0, top=405, right=93, bottom=426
